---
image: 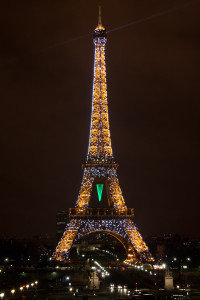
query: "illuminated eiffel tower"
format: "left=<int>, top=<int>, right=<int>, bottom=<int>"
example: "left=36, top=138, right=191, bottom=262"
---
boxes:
left=54, top=8, right=153, bottom=263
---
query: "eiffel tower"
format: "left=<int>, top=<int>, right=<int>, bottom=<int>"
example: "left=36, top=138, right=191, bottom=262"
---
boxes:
left=54, top=8, right=153, bottom=263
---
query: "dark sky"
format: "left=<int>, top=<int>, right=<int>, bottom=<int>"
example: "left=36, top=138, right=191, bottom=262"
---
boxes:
left=0, top=0, right=200, bottom=238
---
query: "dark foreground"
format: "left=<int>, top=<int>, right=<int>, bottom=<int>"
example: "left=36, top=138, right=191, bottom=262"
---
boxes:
left=2, top=288, right=200, bottom=300
left=1, top=266, right=200, bottom=299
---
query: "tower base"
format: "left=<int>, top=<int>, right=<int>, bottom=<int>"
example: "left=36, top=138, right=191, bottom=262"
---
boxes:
left=53, top=208, right=153, bottom=263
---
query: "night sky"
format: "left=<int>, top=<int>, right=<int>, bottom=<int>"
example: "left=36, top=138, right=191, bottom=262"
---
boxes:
left=1, top=0, right=200, bottom=238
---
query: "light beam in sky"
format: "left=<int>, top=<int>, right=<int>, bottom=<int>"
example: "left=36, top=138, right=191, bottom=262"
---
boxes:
left=0, top=1, right=197, bottom=67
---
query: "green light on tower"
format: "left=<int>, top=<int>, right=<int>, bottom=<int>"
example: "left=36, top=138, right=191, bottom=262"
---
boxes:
left=96, top=184, right=104, bottom=202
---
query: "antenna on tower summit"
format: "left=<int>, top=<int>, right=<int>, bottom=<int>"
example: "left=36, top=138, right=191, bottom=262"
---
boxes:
left=98, top=5, right=102, bottom=26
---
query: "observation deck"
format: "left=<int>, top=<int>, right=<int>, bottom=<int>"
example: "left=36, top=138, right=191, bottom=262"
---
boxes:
left=82, top=160, right=118, bottom=169
left=69, top=207, right=134, bottom=219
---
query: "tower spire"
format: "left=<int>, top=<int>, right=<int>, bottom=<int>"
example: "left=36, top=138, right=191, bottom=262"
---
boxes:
left=98, top=5, right=102, bottom=26
left=88, top=8, right=111, bottom=161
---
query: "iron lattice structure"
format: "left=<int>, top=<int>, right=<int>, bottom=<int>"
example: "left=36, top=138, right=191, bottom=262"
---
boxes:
left=54, top=12, right=153, bottom=263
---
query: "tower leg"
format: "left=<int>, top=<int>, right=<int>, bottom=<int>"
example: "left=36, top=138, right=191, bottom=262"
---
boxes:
left=107, top=174, right=127, bottom=213
left=53, top=220, right=80, bottom=261
left=76, top=169, right=94, bottom=213
left=125, top=220, right=154, bottom=262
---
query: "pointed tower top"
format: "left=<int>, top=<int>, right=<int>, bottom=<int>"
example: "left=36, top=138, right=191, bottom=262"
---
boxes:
left=94, top=6, right=106, bottom=38
left=98, top=5, right=102, bottom=26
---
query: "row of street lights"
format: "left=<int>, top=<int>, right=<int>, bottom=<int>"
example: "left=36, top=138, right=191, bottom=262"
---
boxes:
left=0, top=281, right=38, bottom=298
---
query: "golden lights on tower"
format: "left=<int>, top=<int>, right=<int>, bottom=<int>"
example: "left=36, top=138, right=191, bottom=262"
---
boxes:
left=88, top=36, right=112, bottom=158
left=53, top=12, right=154, bottom=263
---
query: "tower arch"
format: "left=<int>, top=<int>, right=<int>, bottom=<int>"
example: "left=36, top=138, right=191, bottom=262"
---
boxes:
left=77, top=230, right=129, bottom=257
